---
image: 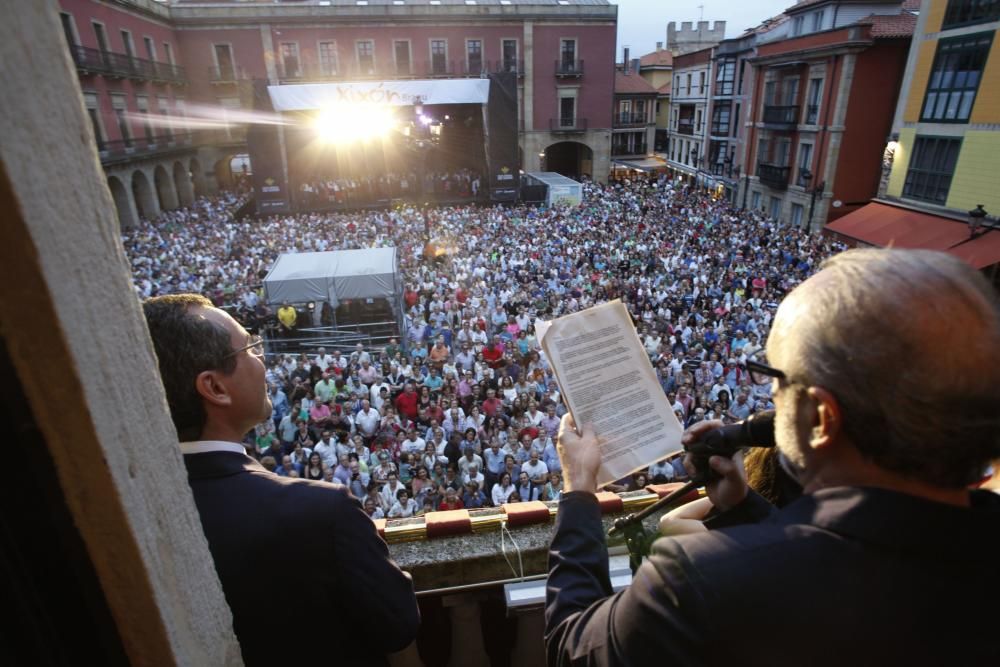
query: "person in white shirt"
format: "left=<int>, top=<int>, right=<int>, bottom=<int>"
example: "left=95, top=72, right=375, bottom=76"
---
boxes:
left=354, top=400, right=381, bottom=438
left=400, top=429, right=426, bottom=456
left=462, top=462, right=486, bottom=489
left=388, top=488, right=418, bottom=518
left=522, top=449, right=549, bottom=483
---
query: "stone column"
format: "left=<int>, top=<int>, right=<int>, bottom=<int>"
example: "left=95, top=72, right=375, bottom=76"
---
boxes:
left=0, top=3, right=240, bottom=664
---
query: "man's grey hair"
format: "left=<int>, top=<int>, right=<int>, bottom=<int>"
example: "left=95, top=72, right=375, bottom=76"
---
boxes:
left=775, top=248, right=1000, bottom=487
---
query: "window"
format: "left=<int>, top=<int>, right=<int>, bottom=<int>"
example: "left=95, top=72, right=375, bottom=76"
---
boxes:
left=921, top=33, right=993, bottom=122
left=220, top=97, right=241, bottom=140
left=467, top=39, right=483, bottom=74
left=686, top=73, right=692, bottom=95
left=764, top=80, right=776, bottom=105
left=775, top=137, right=792, bottom=166
left=732, top=103, right=741, bottom=138
left=144, top=36, right=156, bottom=61
left=559, top=97, right=575, bottom=126
left=757, top=137, right=769, bottom=164
left=790, top=203, right=804, bottom=228
left=83, top=93, right=104, bottom=148
left=811, top=10, right=825, bottom=32
left=136, top=96, right=153, bottom=142
left=357, top=40, right=375, bottom=75
left=120, top=30, right=135, bottom=59
left=320, top=41, right=339, bottom=76
left=796, top=142, right=813, bottom=186
left=711, top=103, right=731, bottom=135
left=738, top=60, right=746, bottom=95
left=715, top=57, right=735, bottom=95
left=769, top=196, right=782, bottom=221
left=158, top=96, right=172, bottom=139
left=59, top=13, right=78, bottom=47
left=699, top=71, right=706, bottom=95
left=280, top=43, right=300, bottom=77
left=560, top=39, right=576, bottom=67
left=214, top=44, right=234, bottom=80
left=943, top=0, right=1000, bottom=29
left=902, top=136, right=962, bottom=204
left=806, top=78, right=822, bottom=123
left=390, top=40, right=409, bottom=75
left=793, top=16, right=805, bottom=36
left=111, top=95, right=131, bottom=146
left=174, top=99, right=187, bottom=134
left=502, top=39, right=518, bottom=73
left=751, top=191, right=762, bottom=211
left=782, top=78, right=799, bottom=106
left=430, top=39, right=447, bottom=74
left=92, top=22, right=109, bottom=53
left=163, top=42, right=174, bottom=65
left=695, top=108, right=703, bottom=133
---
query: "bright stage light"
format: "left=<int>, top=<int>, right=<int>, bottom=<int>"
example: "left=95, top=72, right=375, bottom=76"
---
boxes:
left=311, top=103, right=396, bottom=144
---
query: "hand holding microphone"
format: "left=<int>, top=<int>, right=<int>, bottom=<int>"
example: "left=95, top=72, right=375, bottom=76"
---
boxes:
left=682, top=410, right=775, bottom=512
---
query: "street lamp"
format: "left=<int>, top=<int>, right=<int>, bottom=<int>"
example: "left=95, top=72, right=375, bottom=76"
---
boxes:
left=968, top=204, right=987, bottom=238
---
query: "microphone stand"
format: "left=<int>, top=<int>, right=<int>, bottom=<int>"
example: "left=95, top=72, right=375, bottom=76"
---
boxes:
left=607, top=476, right=706, bottom=575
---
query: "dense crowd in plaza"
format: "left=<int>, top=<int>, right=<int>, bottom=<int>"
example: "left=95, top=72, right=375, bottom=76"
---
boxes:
left=123, top=175, right=847, bottom=519
left=297, top=169, right=483, bottom=207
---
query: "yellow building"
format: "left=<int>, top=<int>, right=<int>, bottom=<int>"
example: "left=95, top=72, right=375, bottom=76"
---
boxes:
left=827, top=0, right=1000, bottom=278
left=638, top=46, right=672, bottom=153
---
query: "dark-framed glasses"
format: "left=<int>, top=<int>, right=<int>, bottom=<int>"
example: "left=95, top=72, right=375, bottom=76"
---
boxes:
left=746, top=357, right=787, bottom=385
left=226, top=335, right=265, bottom=359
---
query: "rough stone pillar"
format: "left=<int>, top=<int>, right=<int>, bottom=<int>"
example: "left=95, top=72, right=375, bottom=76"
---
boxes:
left=0, top=2, right=241, bottom=664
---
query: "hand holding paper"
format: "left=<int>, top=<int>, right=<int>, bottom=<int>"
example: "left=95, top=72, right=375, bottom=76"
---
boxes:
left=556, top=413, right=602, bottom=493
left=538, top=300, right=683, bottom=487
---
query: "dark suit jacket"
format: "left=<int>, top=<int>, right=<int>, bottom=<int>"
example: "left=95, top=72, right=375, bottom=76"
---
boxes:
left=546, top=487, right=1000, bottom=666
left=184, top=450, right=419, bottom=665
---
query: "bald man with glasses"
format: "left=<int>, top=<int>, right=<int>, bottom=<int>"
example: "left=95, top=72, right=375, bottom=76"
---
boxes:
left=143, top=294, right=418, bottom=666
left=546, top=250, right=1000, bottom=667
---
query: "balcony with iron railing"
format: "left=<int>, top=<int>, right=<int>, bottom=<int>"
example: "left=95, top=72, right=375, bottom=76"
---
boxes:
left=555, top=59, right=584, bottom=77
left=550, top=117, right=588, bottom=132
left=98, top=132, right=194, bottom=164
left=676, top=120, right=695, bottom=136
left=757, top=162, right=791, bottom=190
left=611, top=143, right=648, bottom=157
left=208, top=66, right=252, bottom=84
left=70, top=45, right=186, bottom=85
left=762, top=105, right=800, bottom=129
left=613, top=113, right=649, bottom=129
left=494, top=59, right=525, bottom=77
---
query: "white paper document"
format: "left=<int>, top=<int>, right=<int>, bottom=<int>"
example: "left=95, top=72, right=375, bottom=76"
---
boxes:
left=537, top=300, right=683, bottom=486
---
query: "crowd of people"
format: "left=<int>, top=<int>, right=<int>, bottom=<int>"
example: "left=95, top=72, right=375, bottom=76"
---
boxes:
left=123, top=174, right=849, bottom=520
left=297, top=169, right=483, bottom=207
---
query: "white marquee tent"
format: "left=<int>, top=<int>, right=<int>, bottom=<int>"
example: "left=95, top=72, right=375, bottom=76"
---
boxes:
left=263, top=247, right=402, bottom=313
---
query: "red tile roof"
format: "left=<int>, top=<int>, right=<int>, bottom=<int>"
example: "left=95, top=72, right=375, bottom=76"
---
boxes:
left=614, top=70, right=658, bottom=95
left=639, top=49, right=673, bottom=68
left=863, top=12, right=918, bottom=37
left=657, top=82, right=671, bottom=95
left=786, top=0, right=901, bottom=13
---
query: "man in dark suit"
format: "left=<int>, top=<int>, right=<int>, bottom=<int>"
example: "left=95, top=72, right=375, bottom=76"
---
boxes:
left=144, top=294, right=419, bottom=665
left=546, top=249, right=1000, bottom=666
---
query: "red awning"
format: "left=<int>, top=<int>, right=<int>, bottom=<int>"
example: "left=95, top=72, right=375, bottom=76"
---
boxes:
left=824, top=202, right=1000, bottom=269
left=824, top=202, right=971, bottom=249
left=946, top=230, right=1000, bottom=269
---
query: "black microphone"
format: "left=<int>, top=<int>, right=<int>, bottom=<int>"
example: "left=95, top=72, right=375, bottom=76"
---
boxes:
left=684, top=410, right=775, bottom=480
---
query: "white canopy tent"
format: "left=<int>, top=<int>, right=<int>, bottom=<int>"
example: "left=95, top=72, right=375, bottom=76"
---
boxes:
left=522, top=172, right=583, bottom=207
left=263, top=247, right=402, bottom=311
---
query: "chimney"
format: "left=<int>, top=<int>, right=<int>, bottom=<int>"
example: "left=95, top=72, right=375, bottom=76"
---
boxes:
left=623, top=47, right=630, bottom=73
left=656, top=41, right=663, bottom=51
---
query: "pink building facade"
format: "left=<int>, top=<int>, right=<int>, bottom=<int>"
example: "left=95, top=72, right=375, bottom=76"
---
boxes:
left=57, top=0, right=618, bottom=226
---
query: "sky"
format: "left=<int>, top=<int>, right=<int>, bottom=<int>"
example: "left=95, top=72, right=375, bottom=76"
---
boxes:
left=610, top=0, right=793, bottom=58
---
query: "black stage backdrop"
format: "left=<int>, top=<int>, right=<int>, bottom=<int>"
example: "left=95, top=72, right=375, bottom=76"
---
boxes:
left=486, top=72, right=519, bottom=203
left=248, top=78, right=291, bottom=215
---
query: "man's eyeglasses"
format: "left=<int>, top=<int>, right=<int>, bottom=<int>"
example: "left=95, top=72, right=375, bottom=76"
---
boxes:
left=226, top=335, right=265, bottom=359
left=745, top=357, right=787, bottom=385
